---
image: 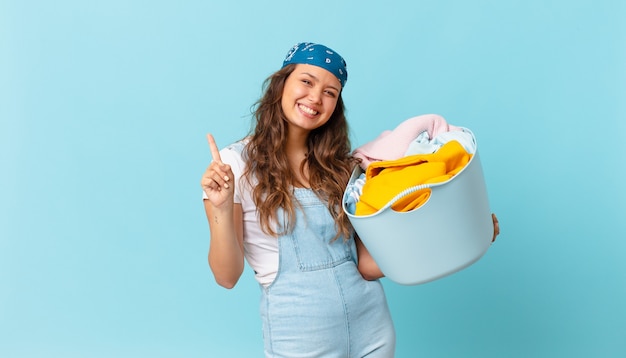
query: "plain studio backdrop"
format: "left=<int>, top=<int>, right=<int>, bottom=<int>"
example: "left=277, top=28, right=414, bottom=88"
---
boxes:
left=1, top=0, right=625, bottom=357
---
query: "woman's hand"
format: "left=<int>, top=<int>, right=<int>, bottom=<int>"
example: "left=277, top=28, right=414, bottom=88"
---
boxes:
left=355, top=235, right=384, bottom=280
left=201, top=134, right=235, bottom=208
left=491, top=213, right=500, bottom=242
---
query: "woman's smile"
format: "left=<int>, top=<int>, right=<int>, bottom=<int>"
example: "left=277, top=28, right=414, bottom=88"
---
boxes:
left=298, top=103, right=319, bottom=116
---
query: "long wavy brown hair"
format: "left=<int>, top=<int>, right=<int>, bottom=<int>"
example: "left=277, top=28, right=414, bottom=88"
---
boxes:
left=242, top=64, right=355, bottom=241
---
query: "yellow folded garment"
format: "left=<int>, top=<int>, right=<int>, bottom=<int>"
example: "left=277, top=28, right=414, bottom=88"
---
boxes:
left=355, top=140, right=472, bottom=216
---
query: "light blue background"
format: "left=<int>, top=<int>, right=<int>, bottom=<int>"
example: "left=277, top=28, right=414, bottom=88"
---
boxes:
left=2, top=0, right=625, bottom=357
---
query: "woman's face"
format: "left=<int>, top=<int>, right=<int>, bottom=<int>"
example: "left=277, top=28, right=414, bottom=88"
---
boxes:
left=281, top=64, right=341, bottom=134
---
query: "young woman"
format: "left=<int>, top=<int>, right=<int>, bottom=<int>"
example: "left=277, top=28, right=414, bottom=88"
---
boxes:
left=201, top=42, right=500, bottom=357
left=201, top=42, right=396, bottom=357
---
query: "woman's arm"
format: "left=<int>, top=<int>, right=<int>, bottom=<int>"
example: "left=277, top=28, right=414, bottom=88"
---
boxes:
left=201, top=134, right=245, bottom=289
left=204, top=200, right=245, bottom=289
left=355, top=235, right=384, bottom=281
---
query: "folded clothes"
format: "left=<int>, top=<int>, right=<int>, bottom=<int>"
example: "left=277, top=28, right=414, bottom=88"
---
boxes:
left=405, top=128, right=476, bottom=156
left=355, top=140, right=471, bottom=216
left=353, top=114, right=460, bottom=170
left=343, top=173, right=366, bottom=215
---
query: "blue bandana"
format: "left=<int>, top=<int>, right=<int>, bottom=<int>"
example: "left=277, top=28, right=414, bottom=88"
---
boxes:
left=282, top=42, right=348, bottom=88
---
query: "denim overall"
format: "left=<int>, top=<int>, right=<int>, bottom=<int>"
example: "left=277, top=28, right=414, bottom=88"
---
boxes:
left=260, top=188, right=396, bottom=357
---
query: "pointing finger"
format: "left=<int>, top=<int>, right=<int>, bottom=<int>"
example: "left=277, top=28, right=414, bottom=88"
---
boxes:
left=207, top=133, right=222, bottom=163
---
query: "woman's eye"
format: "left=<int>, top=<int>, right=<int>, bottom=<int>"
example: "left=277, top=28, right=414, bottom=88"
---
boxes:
left=301, top=79, right=311, bottom=85
left=324, top=90, right=337, bottom=98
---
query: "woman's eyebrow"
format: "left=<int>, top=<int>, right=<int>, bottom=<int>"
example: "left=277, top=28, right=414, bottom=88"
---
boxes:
left=301, top=72, right=318, bottom=81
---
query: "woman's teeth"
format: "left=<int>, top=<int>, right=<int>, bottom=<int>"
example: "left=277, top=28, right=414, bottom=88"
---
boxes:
left=299, top=104, right=318, bottom=115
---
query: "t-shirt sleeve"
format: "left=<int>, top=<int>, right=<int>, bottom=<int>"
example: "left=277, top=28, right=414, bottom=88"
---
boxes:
left=201, top=145, right=245, bottom=204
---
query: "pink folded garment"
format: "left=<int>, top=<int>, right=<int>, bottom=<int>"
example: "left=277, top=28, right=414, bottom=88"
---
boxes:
left=353, top=114, right=460, bottom=170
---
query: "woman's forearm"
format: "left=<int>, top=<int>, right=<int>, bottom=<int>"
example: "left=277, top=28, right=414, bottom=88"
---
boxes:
left=355, top=236, right=384, bottom=280
left=205, top=200, right=245, bottom=289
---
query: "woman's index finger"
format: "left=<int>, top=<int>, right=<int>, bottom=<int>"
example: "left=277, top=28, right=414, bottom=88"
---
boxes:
left=206, top=133, right=222, bottom=163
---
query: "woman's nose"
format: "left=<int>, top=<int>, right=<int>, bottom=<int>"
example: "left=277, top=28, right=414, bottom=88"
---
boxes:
left=307, top=88, right=322, bottom=103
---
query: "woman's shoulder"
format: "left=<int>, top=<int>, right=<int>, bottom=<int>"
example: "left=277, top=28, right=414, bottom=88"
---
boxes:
left=222, top=137, right=249, bottom=154
left=219, top=138, right=251, bottom=174
left=220, top=137, right=251, bottom=160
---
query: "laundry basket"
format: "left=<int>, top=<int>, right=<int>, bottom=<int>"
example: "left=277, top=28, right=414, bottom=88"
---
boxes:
left=343, top=130, right=493, bottom=285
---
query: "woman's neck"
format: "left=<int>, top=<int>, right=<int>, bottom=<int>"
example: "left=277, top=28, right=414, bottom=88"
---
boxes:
left=284, top=131, right=310, bottom=188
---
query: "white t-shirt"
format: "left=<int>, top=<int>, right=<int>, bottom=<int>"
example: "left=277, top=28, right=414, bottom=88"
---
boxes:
left=203, top=141, right=279, bottom=287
